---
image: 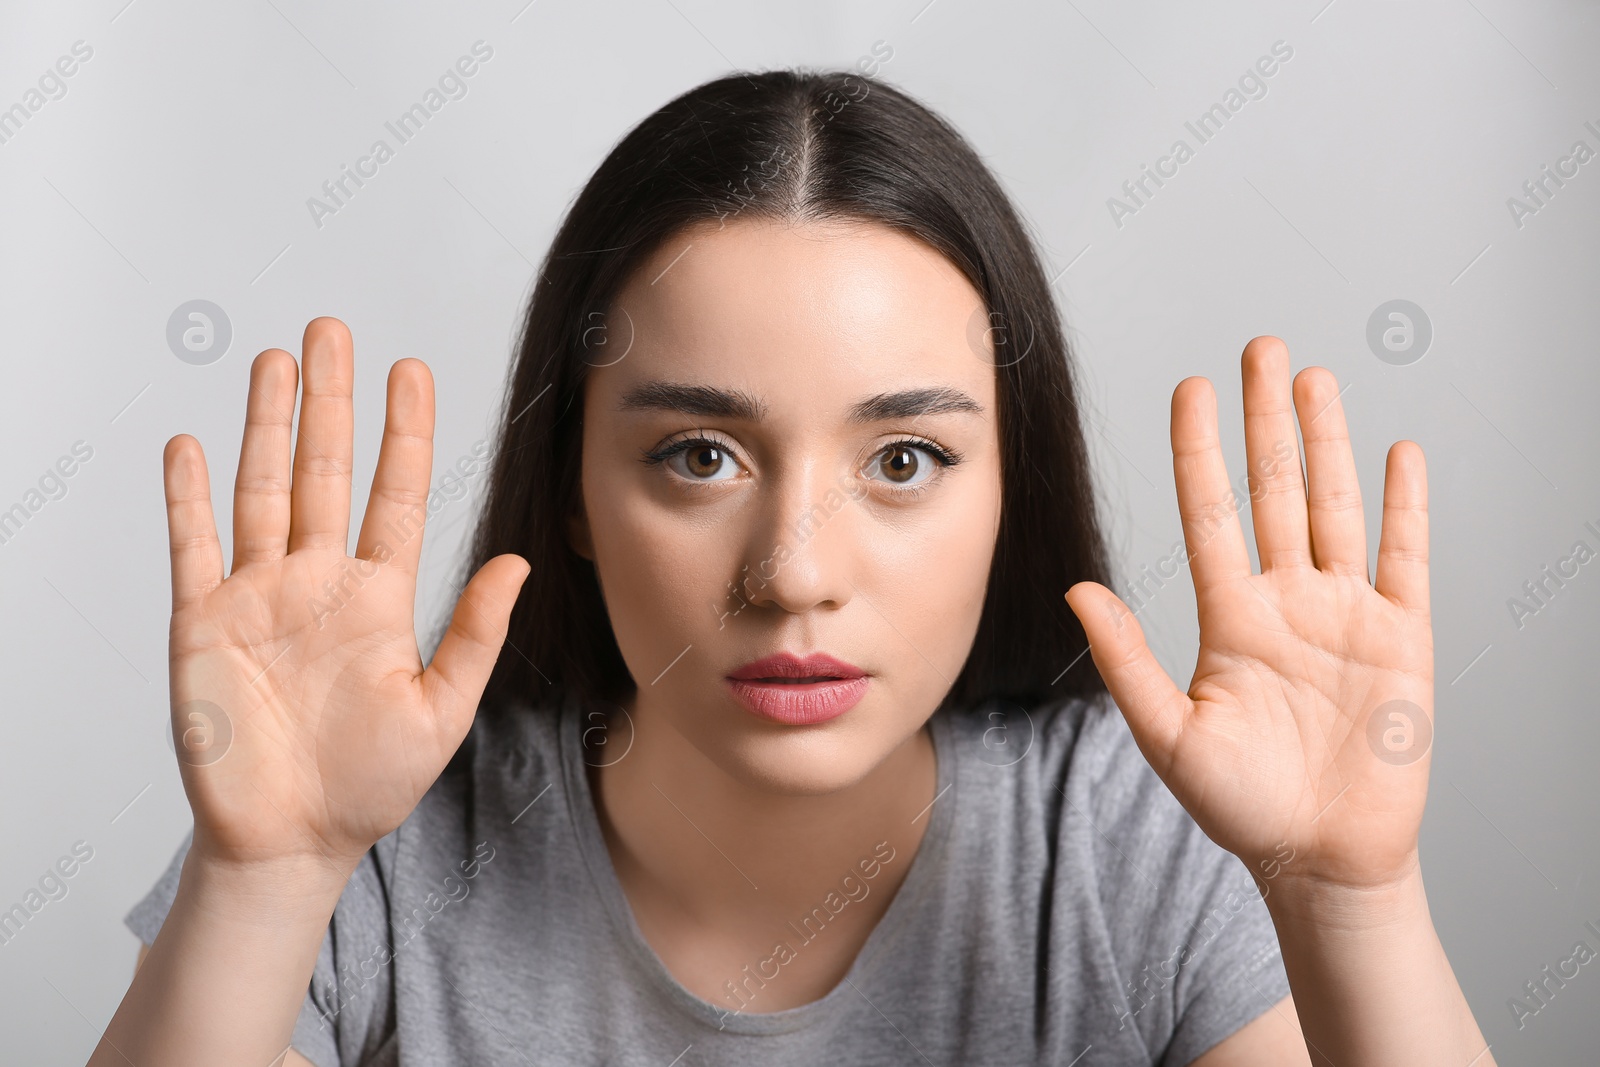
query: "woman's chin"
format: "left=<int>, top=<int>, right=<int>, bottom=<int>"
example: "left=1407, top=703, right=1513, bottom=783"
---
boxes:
left=705, top=725, right=888, bottom=798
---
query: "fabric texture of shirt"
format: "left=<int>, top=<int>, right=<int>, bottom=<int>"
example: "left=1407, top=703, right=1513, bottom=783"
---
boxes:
left=125, top=690, right=1292, bottom=1065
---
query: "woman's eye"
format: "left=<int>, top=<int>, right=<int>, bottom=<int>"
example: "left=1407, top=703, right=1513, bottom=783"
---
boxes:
left=665, top=441, right=740, bottom=482
left=646, top=436, right=955, bottom=490
left=866, top=443, right=937, bottom=489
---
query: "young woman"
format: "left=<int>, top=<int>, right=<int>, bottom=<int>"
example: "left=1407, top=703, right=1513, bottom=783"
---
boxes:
left=97, top=70, right=1492, bottom=1065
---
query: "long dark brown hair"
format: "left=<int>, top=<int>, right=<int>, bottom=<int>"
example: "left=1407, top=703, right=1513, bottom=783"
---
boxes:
left=448, top=67, right=1111, bottom=721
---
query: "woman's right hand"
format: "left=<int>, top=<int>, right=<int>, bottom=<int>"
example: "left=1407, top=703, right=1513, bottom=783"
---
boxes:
left=162, top=316, right=529, bottom=878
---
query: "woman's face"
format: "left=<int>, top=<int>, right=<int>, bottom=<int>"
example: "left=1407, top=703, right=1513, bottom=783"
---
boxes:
left=570, top=216, right=1003, bottom=795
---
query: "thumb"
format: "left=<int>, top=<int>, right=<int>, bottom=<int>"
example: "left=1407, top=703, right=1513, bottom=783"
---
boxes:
left=1064, top=581, right=1190, bottom=772
left=423, top=553, right=531, bottom=728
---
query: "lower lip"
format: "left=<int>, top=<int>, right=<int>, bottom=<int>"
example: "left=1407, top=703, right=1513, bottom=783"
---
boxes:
left=725, top=676, right=868, bottom=726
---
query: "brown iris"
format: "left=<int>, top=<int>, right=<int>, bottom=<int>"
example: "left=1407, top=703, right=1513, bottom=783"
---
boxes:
left=878, top=445, right=919, bottom=483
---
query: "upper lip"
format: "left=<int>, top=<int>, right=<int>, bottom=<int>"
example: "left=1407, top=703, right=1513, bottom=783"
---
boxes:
left=727, top=652, right=866, bottom=682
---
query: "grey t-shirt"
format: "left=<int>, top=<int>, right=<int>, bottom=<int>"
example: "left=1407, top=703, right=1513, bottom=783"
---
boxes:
left=126, top=691, right=1292, bottom=1065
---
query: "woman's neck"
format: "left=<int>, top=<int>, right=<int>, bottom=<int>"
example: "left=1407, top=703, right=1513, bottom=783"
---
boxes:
left=586, top=696, right=938, bottom=1001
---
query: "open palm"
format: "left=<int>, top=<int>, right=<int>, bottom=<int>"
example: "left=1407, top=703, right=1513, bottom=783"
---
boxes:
left=163, top=317, right=528, bottom=874
left=1067, top=336, right=1433, bottom=892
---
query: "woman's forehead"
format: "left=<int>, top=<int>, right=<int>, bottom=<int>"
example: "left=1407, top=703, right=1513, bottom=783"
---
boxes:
left=597, top=216, right=995, bottom=399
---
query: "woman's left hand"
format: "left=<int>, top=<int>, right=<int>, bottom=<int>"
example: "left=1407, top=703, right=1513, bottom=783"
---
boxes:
left=1066, top=335, right=1433, bottom=895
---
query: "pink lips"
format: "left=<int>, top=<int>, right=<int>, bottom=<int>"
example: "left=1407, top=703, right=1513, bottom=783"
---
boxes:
left=725, top=652, right=868, bottom=726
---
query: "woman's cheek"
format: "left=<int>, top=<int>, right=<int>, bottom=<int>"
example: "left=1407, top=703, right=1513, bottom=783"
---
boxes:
left=586, top=492, right=697, bottom=664
left=912, top=479, right=1001, bottom=649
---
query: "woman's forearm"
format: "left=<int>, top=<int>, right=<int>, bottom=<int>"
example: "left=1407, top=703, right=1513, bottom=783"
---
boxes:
left=1265, top=858, right=1493, bottom=1066
left=90, top=849, right=355, bottom=1067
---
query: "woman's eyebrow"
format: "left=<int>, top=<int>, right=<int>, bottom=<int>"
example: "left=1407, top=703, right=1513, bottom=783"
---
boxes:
left=617, top=382, right=983, bottom=422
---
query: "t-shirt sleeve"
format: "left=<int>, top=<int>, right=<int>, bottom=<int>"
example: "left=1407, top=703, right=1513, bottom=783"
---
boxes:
left=1075, top=697, right=1294, bottom=1066
left=123, top=827, right=398, bottom=1067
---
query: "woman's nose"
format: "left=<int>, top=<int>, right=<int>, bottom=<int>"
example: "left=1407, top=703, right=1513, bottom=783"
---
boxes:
left=730, top=468, right=862, bottom=616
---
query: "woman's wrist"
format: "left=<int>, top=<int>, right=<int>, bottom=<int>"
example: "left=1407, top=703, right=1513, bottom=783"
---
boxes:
left=1258, top=854, right=1493, bottom=1065
left=179, top=840, right=358, bottom=930
left=1262, top=852, right=1430, bottom=941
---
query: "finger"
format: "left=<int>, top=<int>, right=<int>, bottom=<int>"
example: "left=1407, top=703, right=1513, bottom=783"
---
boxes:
left=422, top=554, right=532, bottom=733
left=164, top=435, right=225, bottom=614
left=1064, top=582, right=1190, bottom=772
left=355, top=360, right=435, bottom=577
left=287, top=318, right=356, bottom=554
left=1293, top=366, right=1367, bottom=578
left=231, top=349, right=299, bottom=572
left=1374, top=441, right=1429, bottom=615
left=1171, top=376, right=1253, bottom=594
left=1241, top=336, right=1312, bottom=570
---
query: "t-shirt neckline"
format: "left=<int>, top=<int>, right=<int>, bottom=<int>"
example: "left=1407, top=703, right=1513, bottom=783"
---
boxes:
left=557, top=693, right=959, bottom=1036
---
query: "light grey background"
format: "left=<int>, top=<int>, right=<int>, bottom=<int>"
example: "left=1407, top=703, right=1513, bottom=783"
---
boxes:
left=1, top=0, right=1596, bottom=1062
